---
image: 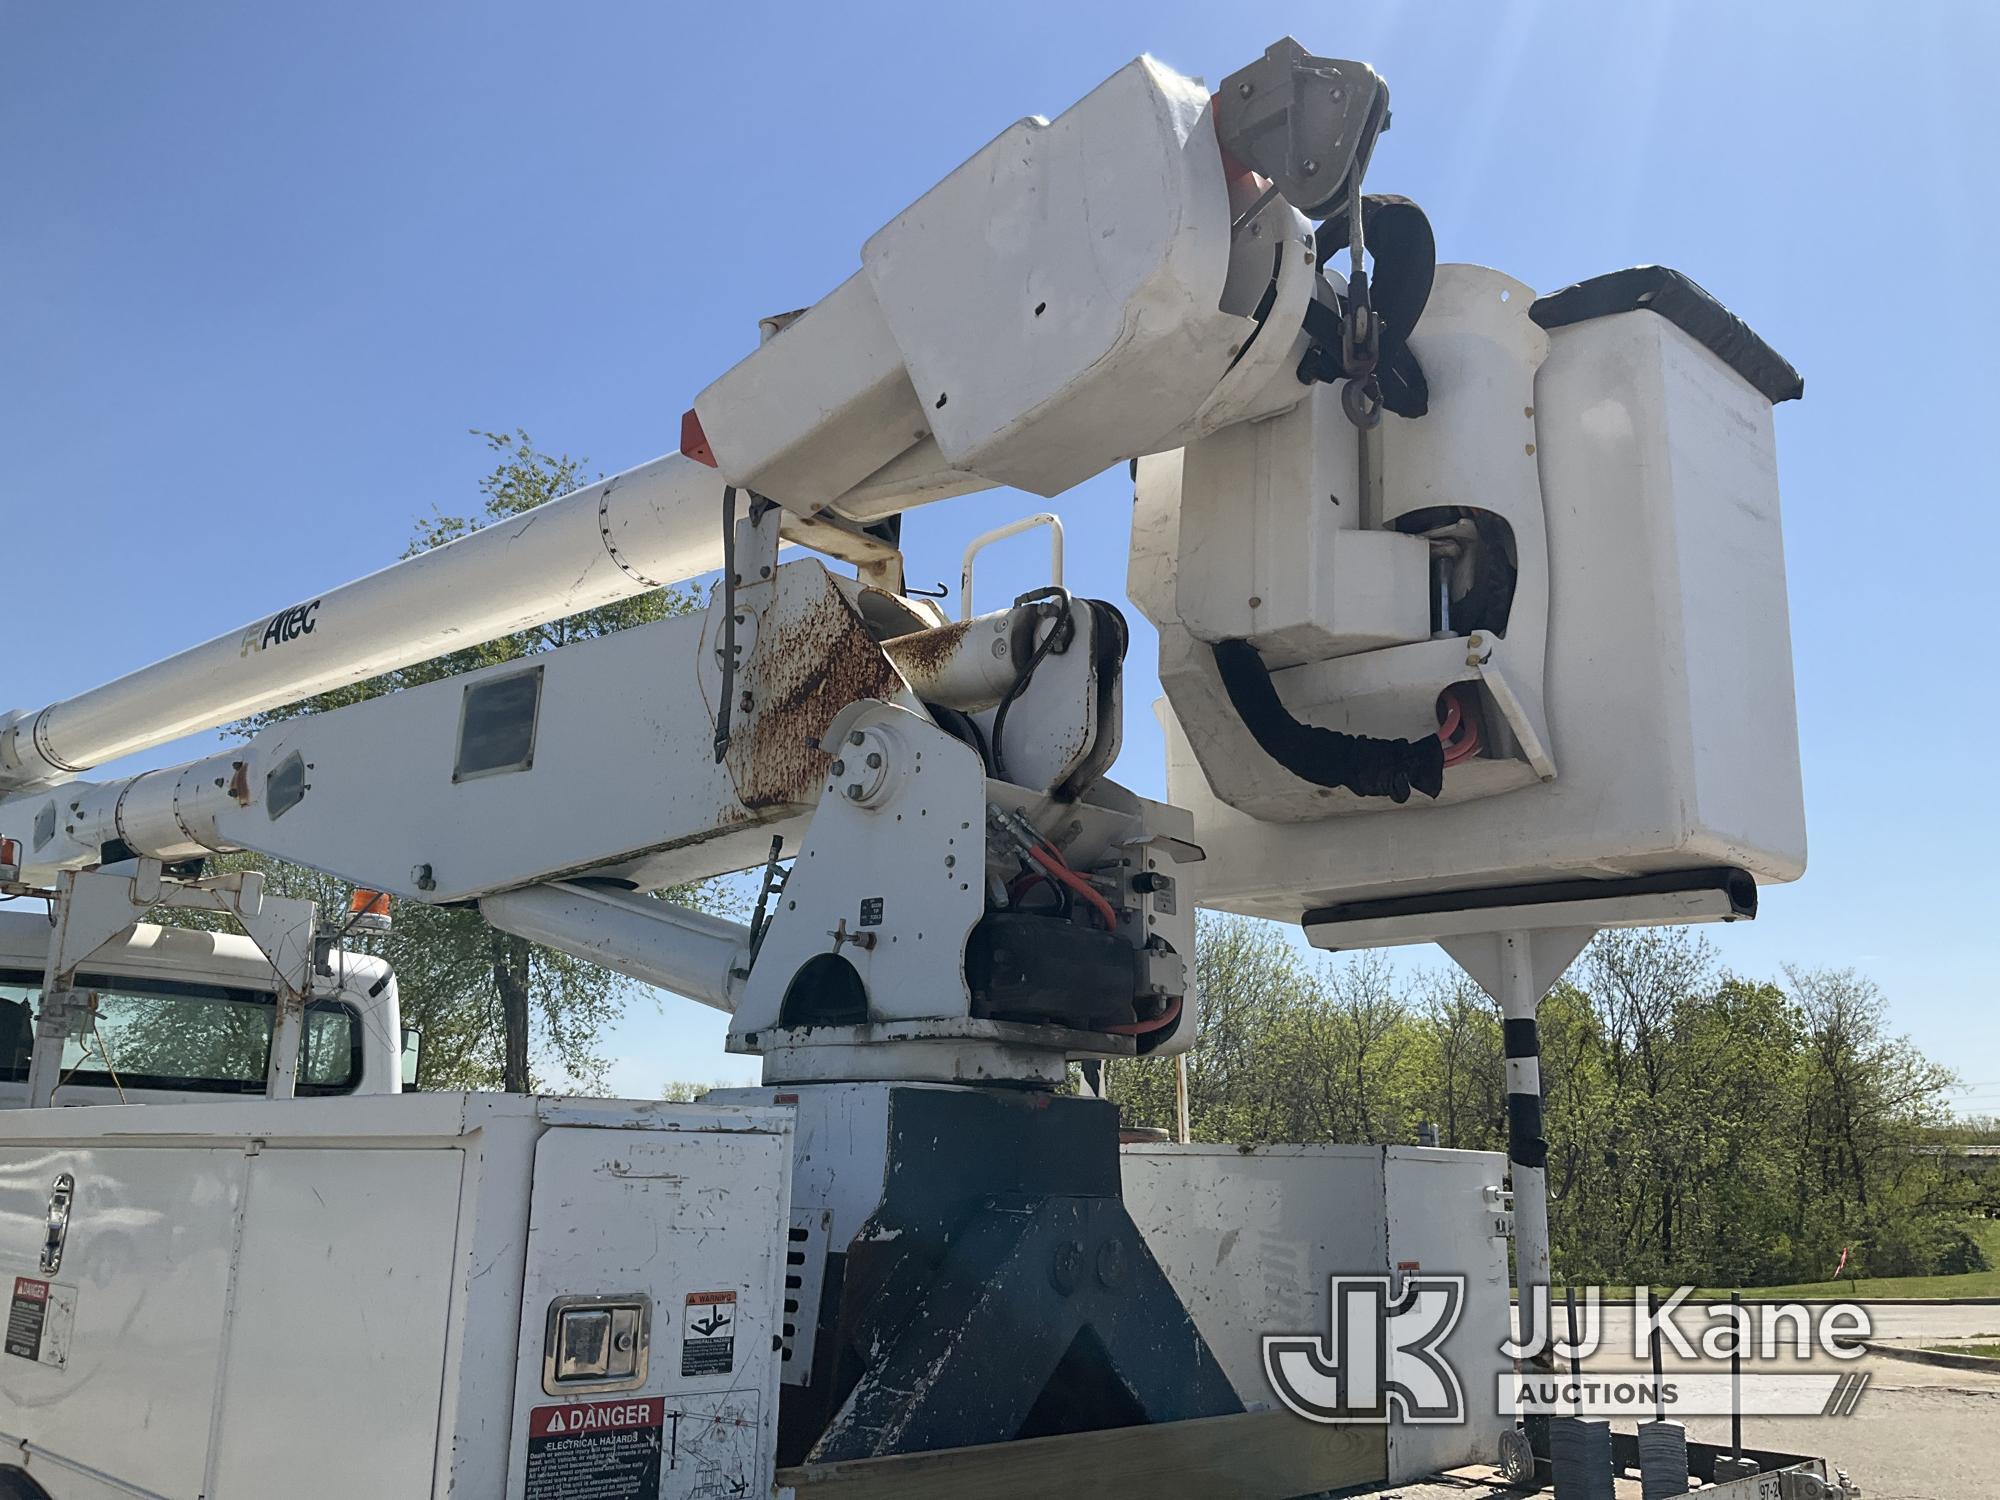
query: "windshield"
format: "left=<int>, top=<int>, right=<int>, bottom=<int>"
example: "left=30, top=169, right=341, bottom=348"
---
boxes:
left=0, top=969, right=360, bottom=1095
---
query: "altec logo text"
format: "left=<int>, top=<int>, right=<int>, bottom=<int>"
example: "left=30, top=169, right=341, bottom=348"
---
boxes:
left=240, top=599, right=320, bottom=656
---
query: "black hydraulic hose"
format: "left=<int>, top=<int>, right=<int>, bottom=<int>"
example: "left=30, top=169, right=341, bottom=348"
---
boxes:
left=1211, top=638, right=1443, bottom=803
left=991, top=588, right=1073, bottom=784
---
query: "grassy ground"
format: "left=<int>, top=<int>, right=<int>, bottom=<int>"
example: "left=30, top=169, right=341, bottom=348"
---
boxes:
left=1593, top=1219, right=2000, bottom=1301
left=1685, top=1266, right=2000, bottom=1301
left=1922, top=1342, right=2000, bottom=1359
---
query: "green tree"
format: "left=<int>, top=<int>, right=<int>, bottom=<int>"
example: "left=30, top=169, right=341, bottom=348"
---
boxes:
left=169, top=431, right=712, bottom=1093
left=1106, top=914, right=1979, bottom=1288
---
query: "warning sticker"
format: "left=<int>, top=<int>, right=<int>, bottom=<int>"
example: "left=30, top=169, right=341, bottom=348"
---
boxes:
left=5, top=1276, right=74, bottom=1369
left=525, top=1396, right=663, bottom=1500
left=680, top=1290, right=736, bottom=1377
left=662, top=1388, right=762, bottom=1499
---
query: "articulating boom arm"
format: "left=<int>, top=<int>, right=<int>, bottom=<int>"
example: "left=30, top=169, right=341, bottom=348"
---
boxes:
left=2, top=31, right=1805, bottom=1101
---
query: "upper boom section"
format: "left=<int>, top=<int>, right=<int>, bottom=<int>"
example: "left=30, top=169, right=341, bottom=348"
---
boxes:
left=1, top=38, right=1376, bottom=795
left=0, top=454, right=730, bottom=791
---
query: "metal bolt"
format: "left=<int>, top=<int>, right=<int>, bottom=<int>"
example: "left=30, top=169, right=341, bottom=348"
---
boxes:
left=411, top=863, right=435, bottom=892
left=1302, top=158, right=1319, bottom=175
left=738, top=691, right=754, bottom=713
left=1096, top=1238, right=1127, bottom=1289
left=846, top=784, right=865, bottom=801
left=830, top=759, right=846, bottom=776
left=865, top=752, right=883, bottom=769
left=1237, top=80, right=1253, bottom=97
left=990, top=638, right=1008, bottom=658
left=848, top=731, right=866, bottom=747
left=1050, top=1238, right=1083, bottom=1296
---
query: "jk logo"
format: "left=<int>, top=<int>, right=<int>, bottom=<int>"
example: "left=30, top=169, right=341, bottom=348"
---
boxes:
left=1263, top=1275, right=1466, bottom=1425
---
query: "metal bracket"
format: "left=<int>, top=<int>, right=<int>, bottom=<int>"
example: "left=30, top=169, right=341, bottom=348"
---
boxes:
left=1212, top=37, right=1389, bottom=220
left=27, top=860, right=318, bottom=1105
left=781, top=1208, right=832, bottom=1388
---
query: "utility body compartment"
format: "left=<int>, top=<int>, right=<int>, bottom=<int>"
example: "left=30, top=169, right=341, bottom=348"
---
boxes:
left=1122, top=1143, right=1513, bottom=1486
left=0, top=1093, right=791, bottom=1499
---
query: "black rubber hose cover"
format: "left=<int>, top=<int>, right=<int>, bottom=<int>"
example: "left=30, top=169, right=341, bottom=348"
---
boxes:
left=1211, top=638, right=1444, bottom=803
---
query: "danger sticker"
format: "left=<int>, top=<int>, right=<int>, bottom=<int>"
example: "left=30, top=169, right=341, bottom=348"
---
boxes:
left=525, top=1396, right=663, bottom=1500
left=5, top=1276, right=74, bottom=1369
left=680, top=1290, right=736, bottom=1377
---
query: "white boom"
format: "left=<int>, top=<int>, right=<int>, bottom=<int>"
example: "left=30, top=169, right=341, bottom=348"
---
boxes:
left=2, top=46, right=1321, bottom=797
left=0, top=454, right=730, bottom=790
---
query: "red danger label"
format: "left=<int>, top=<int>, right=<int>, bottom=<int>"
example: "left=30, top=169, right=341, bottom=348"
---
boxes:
left=525, top=1397, right=664, bottom=1499
left=6, top=1277, right=51, bottom=1363
left=529, top=1397, right=663, bottom=1438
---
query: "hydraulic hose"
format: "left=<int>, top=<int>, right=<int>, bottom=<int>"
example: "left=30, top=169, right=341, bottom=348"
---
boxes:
left=1211, top=638, right=1444, bottom=804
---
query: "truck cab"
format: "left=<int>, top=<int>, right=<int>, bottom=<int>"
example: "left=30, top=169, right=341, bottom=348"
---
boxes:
left=0, top=913, right=408, bottom=1107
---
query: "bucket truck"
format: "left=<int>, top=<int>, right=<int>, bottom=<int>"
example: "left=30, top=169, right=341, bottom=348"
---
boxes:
left=0, top=35, right=1835, bottom=1499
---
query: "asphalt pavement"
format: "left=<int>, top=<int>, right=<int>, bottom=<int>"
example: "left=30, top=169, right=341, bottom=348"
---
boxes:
left=1520, top=1300, right=2000, bottom=1498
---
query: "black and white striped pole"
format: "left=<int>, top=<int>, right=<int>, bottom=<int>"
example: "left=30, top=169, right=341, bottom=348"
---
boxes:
left=1497, top=930, right=1553, bottom=1356
left=1438, top=920, right=1595, bottom=1478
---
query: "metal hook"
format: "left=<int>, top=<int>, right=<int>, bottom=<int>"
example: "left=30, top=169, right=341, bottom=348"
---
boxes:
left=905, top=581, right=949, bottom=599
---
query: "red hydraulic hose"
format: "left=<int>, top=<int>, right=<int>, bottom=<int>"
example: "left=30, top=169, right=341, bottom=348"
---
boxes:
left=1024, top=843, right=1121, bottom=933
left=1105, top=993, right=1184, bottom=1036
left=1016, top=835, right=1181, bottom=1039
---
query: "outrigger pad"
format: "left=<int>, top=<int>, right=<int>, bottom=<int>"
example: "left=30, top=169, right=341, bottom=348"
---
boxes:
left=809, top=1192, right=1243, bottom=1462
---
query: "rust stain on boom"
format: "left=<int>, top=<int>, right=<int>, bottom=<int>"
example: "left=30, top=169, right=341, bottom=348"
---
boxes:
left=732, top=584, right=909, bottom=811
left=879, top=618, right=972, bottom=697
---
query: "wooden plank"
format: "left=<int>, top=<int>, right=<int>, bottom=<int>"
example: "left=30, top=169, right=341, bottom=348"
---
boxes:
left=776, top=1410, right=1387, bottom=1500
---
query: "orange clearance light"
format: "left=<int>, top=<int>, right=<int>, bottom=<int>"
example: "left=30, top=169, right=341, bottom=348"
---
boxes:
left=0, top=837, right=19, bottom=878
left=346, top=888, right=392, bottom=932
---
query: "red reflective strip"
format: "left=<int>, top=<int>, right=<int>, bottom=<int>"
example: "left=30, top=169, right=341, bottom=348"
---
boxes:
left=680, top=408, right=717, bottom=468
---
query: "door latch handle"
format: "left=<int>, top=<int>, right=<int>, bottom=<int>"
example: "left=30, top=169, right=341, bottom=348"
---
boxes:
left=40, top=1172, right=73, bottom=1275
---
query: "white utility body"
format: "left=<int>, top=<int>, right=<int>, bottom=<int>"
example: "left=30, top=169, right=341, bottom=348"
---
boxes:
left=0, top=1094, right=792, bottom=1499
left=1123, top=1144, right=1514, bottom=1485
left=0, top=33, right=1822, bottom=1500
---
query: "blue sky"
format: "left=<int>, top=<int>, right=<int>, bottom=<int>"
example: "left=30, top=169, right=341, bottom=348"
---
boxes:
left=3, top=2, right=1994, bottom=1110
